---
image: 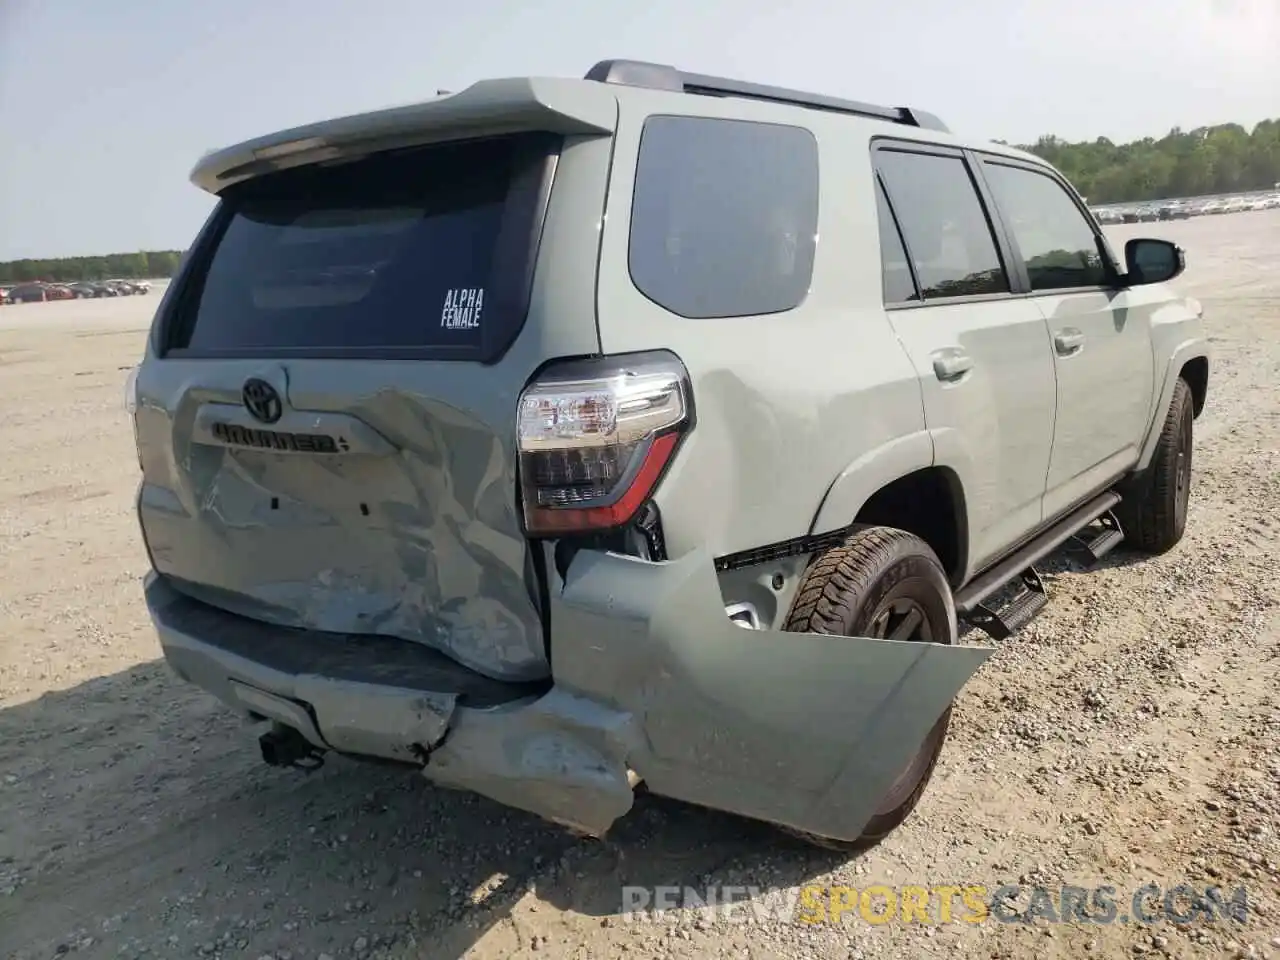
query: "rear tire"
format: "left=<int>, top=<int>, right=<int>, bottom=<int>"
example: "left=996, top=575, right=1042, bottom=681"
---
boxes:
left=1118, top=378, right=1194, bottom=554
left=778, top=525, right=956, bottom=852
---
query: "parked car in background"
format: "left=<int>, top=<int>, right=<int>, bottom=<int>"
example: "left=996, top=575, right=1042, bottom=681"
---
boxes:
left=7, top=282, right=50, bottom=303
left=1158, top=201, right=1191, bottom=220
left=67, top=282, right=104, bottom=299
left=131, top=279, right=152, bottom=294
left=44, top=284, right=75, bottom=301
left=103, top=279, right=134, bottom=296
left=0, top=286, right=11, bottom=304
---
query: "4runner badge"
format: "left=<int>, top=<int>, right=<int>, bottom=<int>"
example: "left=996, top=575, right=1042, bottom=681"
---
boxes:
left=242, top=378, right=283, bottom=424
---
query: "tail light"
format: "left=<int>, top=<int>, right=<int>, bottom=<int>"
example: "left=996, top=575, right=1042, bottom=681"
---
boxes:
left=124, top=364, right=143, bottom=470
left=517, top=351, right=691, bottom=536
left=123, top=365, right=139, bottom=415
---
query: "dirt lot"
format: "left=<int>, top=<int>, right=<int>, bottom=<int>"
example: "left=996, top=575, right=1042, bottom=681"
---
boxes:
left=1, top=214, right=1278, bottom=960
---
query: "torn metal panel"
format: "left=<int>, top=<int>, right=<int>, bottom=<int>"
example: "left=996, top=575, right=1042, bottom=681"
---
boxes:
left=146, top=543, right=991, bottom=842
left=297, top=677, right=456, bottom=763
left=424, top=689, right=642, bottom=836
left=551, top=548, right=994, bottom=843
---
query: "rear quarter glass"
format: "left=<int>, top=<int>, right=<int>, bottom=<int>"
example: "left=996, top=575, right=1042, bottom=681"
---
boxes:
left=164, top=133, right=563, bottom=361
left=627, top=115, right=819, bottom=320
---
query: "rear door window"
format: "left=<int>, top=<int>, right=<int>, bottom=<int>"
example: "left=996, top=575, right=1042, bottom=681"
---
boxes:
left=876, top=149, right=1010, bottom=300
left=628, top=116, right=819, bottom=319
left=168, top=133, right=560, bottom=359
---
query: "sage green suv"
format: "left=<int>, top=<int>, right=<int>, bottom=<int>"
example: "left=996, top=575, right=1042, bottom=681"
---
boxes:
left=129, top=58, right=1209, bottom=850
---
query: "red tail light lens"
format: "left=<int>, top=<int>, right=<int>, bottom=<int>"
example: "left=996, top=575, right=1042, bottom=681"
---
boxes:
left=517, top=352, right=691, bottom=535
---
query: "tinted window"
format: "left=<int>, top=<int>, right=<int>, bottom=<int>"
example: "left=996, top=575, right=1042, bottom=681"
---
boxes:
left=875, top=178, right=919, bottom=303
left=173, top=134, right=557, bottom=355
left=629, top=117, right=818, bottom=318
left=876, top=150, right=1009, bottom=299
left=983, top=162, right=1108, bottom=290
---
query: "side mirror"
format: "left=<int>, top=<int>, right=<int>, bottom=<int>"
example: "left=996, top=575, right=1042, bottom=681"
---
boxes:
left=1124, top=238, right=1185, bottom=285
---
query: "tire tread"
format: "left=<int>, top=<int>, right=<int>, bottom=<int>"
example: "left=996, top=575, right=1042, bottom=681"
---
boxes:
left=1121, top=377, right=1192, bottom=554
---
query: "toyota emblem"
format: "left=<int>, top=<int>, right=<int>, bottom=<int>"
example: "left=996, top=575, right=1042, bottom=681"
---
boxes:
left=242, top=378, right=283, bottom=424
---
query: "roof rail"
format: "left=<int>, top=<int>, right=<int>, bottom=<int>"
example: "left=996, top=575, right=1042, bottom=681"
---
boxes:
left=584, top=59, right=948, bottom=133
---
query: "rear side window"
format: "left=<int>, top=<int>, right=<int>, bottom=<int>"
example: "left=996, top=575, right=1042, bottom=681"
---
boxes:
left=876, top=150, right=1009, bottom=300
left=628, top=116, right=818, bottom=319
left=875, top=178, right=920, bottom=304
left=168, top=134, right=560, bottom=358
left=981, top=162, right=1109, bottom=290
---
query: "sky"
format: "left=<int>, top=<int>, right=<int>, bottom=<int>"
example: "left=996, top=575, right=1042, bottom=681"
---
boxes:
left=0, top=0, right=1277, bottom=261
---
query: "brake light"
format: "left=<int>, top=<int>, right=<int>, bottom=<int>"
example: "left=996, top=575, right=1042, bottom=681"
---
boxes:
left=123, top=365, right=139, bottom=415
left=517, top=352, right=691, bottom=535
left=124, top=364, right=144, bottom=470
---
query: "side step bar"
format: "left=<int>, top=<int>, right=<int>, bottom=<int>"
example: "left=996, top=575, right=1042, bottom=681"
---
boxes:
left=1069, top=509, right=1126, bottom=563
left=956, top=492, right=1122, bottom=640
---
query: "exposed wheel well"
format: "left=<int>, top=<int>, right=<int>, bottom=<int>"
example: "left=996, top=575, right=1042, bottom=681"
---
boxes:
left=1180, top=356, right=1208, bottom=417
left=855, top=467, right=966, bottom=586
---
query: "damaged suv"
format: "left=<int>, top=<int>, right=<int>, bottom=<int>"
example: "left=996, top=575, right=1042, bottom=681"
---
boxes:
left=130, top=59, right=1209, bottom=850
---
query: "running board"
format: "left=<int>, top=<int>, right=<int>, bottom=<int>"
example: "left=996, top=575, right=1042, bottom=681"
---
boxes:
left=1068, top=510, right=1126, bottom=564
left=955, top=491, right=1121, bottom=640
left=963, top=568, right=1047, bottom=642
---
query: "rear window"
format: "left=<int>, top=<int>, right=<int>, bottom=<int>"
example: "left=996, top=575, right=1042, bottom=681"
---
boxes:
left=628, top=116, right=819, bottom=319
left=168, top=133, right=560, bottom=359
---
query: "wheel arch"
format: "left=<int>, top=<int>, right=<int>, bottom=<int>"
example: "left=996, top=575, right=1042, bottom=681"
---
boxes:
left=853, top=466, right=969, bottom=587
left=1180, top=355, right=1208, bottom=417
left=1138, top=341, right=1210, bottom=470
left=810, top=433, right=970, bottom=587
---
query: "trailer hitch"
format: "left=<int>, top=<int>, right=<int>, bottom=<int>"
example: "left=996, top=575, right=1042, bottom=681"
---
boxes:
left=259, top=722, right=326, bottom=772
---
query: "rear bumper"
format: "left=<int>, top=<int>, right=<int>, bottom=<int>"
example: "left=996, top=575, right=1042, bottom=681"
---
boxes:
left=147, top=548, right=994, bottom=843
left=146, top=572, right=640, bottom=835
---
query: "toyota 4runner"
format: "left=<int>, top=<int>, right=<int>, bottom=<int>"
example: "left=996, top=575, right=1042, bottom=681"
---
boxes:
left=128, top=59, right=1209, bottom=850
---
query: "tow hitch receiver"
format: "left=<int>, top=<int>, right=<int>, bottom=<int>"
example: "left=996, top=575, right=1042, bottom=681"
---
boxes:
left=259, top=722, right=326, bottom=772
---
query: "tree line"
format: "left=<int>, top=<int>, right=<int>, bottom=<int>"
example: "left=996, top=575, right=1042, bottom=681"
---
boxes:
left=0, top=250, right=183, bottom=285
left=1022, top=118, right=1280, bottom=204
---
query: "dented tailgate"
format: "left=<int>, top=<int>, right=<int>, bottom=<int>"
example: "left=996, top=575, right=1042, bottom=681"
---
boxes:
left=136, top=109, right=617, bottom=684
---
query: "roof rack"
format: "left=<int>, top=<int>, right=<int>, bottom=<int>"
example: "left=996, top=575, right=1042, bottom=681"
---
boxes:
left=584, top=59, right=948, bottom=133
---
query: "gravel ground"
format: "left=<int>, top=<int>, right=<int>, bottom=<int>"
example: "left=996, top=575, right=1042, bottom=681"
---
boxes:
left=1, top=214, right=1278, bottom=960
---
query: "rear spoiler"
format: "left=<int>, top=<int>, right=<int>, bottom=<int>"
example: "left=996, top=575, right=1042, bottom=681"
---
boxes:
left=190, top=77, right=618, bottom=195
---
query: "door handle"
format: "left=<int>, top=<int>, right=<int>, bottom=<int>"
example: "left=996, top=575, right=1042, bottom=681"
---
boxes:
left=931, top=349, right=973, bottom=382
left=1054, top=329, right=1085, bottom=356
